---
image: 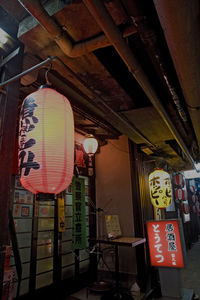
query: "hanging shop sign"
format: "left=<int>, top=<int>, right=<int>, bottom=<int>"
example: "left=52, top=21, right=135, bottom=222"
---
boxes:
left=75, top=143, right=87, bottom=168
left=57, top=193, right=66, bottom=232
left=149, top=169, right=172, bottom=208
left=183, top=213, right=190, bottom=223
left=72, top=177, right=86, bottom=249
left=18, top=87, right=74, bottom=194
left=182, top=202, right=190, bottom=215
left=173, top=173, right=184, bottom=188
left=74, top=143, right=94, bottom=177
left=175, top=189, right=185, bottom=201
left=146, top=220, right=184, bottom=268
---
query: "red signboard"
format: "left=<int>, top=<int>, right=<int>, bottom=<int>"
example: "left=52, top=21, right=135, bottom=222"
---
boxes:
left=147, top=220, right=184, bottom=268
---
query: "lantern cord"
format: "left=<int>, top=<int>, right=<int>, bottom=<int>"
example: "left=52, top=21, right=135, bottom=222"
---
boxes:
left=45, top=63, right=52, bottom=86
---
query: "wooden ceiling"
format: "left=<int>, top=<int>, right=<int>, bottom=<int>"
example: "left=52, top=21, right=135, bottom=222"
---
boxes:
left=0, top=0, right=200, bottom=171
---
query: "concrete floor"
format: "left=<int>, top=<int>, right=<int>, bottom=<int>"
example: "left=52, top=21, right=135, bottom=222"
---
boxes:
left=181, top=239, right=200, bottom=297
left=66, top=238, right=200, bottom=300
left=70, top=288, right=102, bottom=300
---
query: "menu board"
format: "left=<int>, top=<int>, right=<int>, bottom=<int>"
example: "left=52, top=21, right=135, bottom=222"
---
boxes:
left=105, top=215, right=122, bottom=239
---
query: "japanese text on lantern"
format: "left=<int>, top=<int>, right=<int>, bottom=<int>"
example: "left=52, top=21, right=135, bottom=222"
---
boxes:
left=147, top=220, right=184, bottom=268
left=19, top=97, right=40, bottom=177
left=149, top=169, right=172, bottom=208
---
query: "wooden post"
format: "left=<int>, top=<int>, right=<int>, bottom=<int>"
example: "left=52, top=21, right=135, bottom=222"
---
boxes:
left=0, top=43, right=24, bottom=299
left=129, top=141, right=147, bottom=291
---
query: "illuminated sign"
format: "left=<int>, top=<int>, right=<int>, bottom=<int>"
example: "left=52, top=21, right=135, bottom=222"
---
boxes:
left=146, top=220, right=184, bottom=268
left=149, top=169, right=172, bottom=208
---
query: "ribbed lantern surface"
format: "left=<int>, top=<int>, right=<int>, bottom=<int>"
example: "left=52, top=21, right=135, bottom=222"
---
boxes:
left=149, top=168, right=172, bottom=208
left=18, top=87, right=74, bottom=194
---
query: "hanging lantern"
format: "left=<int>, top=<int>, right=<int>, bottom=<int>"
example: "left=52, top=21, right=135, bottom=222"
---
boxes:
left=83, top=134, right=98, bottom=156
left=173, top=173, right=185, bottom=188
left=18, top=86, right=74, bottom=194
left=149, top=168, right=172, bottom=208
left=193, top=201, right=200, bottom=214
left=175, top=188, right=185, bottom=201
left=189, top=185, right=196, bottom=194
left=192, top=194, right=198, bottom=204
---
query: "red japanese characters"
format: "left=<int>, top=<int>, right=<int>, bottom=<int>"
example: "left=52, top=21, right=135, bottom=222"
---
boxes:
left=18, top=87, right=74, bottom=194
left=147, top=220, right=184, bottom=268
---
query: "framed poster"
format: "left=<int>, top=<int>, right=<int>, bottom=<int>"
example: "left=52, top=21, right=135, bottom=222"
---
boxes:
left=21, top=206, right=30, bottom=217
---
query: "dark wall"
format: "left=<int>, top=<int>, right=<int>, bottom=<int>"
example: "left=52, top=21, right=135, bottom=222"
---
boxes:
left=129, top=142, right=156, bottom=292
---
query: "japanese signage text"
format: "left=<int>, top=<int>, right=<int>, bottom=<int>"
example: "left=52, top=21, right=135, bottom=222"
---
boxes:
left=147, top=220, right=184, bottom=268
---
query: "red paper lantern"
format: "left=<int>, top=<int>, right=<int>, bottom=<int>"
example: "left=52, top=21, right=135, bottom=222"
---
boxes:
left=173, top=173, right=184, bottom=187
left=189, top=185, right=196, bottom=194
left=18, top=87, right=74, bottom=194
left=175, top=188, right=185, bottom=201
left=193, top=201, right=200, bottom=214
left=192, top=194, right=198, bottom=204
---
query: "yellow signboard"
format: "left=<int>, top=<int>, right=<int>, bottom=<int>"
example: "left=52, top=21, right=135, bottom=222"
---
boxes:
left=57, top=194, right=65, bottom=232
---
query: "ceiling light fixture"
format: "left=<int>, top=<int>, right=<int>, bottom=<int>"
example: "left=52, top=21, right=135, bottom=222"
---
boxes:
left=83, top=134, right=98, bottom=156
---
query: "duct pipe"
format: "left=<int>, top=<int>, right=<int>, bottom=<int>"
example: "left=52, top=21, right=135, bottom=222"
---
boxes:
left=0, top=51, right=155, bottom=147
left=83, top=0, right=196, bottom=168
left=17, top=0, right=157, bottom=147
left=18, top=0, right=137, bottom=57
left=153, top=0, right=200, bottom=154
left=17, top=0, right=157, bottom=146
left=122, top=0, right=190, bottom=127
left=131, top=17, right=190, bottom=129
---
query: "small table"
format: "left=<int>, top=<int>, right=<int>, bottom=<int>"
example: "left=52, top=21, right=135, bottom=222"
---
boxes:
left=89, top=237, right=146, bottom=299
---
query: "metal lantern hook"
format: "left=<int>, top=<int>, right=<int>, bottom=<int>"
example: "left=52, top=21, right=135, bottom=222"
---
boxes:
left=45, top=63, right=52, bottom=86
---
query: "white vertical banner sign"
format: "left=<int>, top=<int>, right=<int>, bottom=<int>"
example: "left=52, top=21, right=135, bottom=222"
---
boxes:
left=154, top=207, right=162, bottom=220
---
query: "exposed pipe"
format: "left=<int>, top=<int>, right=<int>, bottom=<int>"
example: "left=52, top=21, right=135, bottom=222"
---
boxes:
left=153, top=0, right=200, bottom=155
left=16, top=0, right=157, bottom=147
left=0, top=54, right=155, bottom=147
left=18, top=0, right=137, bottom=57
left=126, top=6, right=197, bottom=150
left=131, top=16, right=190, bottom=127
left=51, top=58, right=156, bottom=148
left=83, top=0, right=196, bottom=168
left=121, top=0, right=190, bottom=126
left=17, top=0, right=196, bottom=166
left=0, top=56, right=57, bottom=88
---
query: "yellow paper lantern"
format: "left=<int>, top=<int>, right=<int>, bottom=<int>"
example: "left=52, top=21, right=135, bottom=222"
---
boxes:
left=149, top=168, right=172, bottom=208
